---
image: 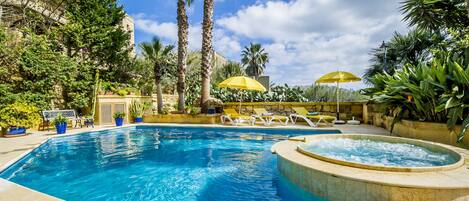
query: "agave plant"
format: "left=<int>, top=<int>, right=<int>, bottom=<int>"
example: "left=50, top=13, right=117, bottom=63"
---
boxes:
left=129, top=100, right=151, bottom=118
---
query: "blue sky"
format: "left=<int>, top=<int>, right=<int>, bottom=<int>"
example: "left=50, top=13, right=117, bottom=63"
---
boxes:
left=119, top=0, right=408, bottom=89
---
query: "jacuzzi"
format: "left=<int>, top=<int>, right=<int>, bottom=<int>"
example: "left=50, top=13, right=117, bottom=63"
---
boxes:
left=297, top=134, right=463, bottom=172
left=272, top=134, right=469, bottom=201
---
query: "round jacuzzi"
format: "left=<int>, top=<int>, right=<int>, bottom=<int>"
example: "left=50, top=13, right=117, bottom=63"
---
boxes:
left=297, top=134, right=464, bottom=172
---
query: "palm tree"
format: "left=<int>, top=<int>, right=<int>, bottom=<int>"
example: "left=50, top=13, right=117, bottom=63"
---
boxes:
left=139, top=37, right=175, bottom=114
left=241, top=43, right=269, bottom=79
left=200, top=0, right=214, bottom=112
left=176, top=0, right=191, bottom=112
left=363, top=29, right=443, bottom=83
left=400, top=0, right=468, bottom=31
left=213, top=61, right=245, bottom=84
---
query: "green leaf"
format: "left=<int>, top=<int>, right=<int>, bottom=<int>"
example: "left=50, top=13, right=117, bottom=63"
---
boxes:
left=457, top=117, right=469, bottom=143
left=447, top=108, right=463, bottom=130
left=390, top=107, right=405, bottom=134
left=445, top=97, right=461, bottom=109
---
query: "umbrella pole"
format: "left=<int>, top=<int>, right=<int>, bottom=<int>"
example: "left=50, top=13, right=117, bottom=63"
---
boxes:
left=239, top=90, right=242, bottom=113
left=336, top=82, right=340, bottom=120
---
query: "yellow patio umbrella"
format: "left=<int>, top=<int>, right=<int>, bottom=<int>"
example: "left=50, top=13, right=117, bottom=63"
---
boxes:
left=315, top=71, right=361, bottom=121
left=218, top=76, right=267, bottom=112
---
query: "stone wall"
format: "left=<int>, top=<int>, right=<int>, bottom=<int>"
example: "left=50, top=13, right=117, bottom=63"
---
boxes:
left=122, top=14, right=135, bottom=56
left=223, top=102, right=367, bottom=122
left=143, top=114, right=220, bottom=124
left=1, top=0, right=67, bottom=24
left=369, top=113, right=469, bottom=148
left=162, top=94, right=178, bottom=107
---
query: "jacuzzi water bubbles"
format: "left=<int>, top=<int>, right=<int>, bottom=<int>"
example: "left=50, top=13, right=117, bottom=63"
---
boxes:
left=300, top=138, right=458, bottom=167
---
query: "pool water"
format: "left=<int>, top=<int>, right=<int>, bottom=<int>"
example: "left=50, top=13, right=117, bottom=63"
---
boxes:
left=299, top=138, right=459, bottom=167
left=0, top=126, right=338, bottom=201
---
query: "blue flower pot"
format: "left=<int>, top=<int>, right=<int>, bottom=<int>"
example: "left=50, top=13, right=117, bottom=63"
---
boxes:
left=207, top=108, right=216, bottom=114
left=115, top=117, right=124, bottom=126
left=135, top=117, right=143, bottom=123
left=7, top=127, right=26, bottom=135
left=55, top=123, right=67, bottom=134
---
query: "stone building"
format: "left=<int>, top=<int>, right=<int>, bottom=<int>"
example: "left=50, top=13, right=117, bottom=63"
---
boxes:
left=0, top=0, right=67, bottom=27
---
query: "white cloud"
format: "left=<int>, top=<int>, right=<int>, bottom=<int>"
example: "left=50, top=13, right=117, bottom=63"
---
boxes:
left=216, top=0, right=408, bottom=88
left=133, top=0, right=409, bottom=89
left=133, top=13, right=241, bottom=58
left=134, top=15, right=178, bottom=41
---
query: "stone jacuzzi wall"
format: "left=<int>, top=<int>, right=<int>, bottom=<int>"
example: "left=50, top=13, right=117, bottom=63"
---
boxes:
left=278, top=156, right=469, bottom=201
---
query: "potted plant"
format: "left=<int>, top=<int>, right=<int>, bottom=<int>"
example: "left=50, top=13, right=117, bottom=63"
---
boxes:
left=129, top=100, right=150, bottom=123
left=0, top=102, right=41, bottom=137
left=113, top=112, right=125, bottom=126
left=53, top=114, right=68, bottom=134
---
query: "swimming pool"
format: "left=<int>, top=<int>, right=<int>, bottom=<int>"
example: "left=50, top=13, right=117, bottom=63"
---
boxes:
left=0, top=126, right=339, bottom=201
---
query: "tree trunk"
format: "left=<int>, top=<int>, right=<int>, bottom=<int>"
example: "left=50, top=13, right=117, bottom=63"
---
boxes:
left=200, top=0, right=214, bottom=113
left=177, top=0, right=188, bottom=112
left=154, top=63, right=164, bottom=114
left=0, top=127, right=6, bottom=137
left=156, top=82, right=163, bottom=114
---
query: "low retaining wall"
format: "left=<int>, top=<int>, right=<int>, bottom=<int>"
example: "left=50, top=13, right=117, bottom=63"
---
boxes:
left=143, top=114, right=220, bottom=124
left=371, top=114, right=469, bottom=148
left=224, top=102, right=367, bottom=122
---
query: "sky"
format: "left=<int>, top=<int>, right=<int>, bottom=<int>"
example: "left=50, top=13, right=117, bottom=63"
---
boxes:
left=118, top=0, right=409, bottom=89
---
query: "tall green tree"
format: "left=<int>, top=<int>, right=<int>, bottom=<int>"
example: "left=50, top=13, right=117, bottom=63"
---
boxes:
left=200, top=0, right=215, bottom=112
left=241, top=43, right=269, bottom=79
left=400, top=0, right=469, bottom=31
left=57, top=0, right=132, bottom=81
left=130, top=58, right=155, bottom=95
left=0, top=27, right=92, bottom=111
left=140, top=38, right=175, bottom=114
left=176, top=0, right=192, bottom=112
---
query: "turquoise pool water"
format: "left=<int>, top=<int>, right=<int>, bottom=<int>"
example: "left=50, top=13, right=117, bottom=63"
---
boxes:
left=0, top=126, right=339, bottom=201
left=299, top=138, right=459, bottom=167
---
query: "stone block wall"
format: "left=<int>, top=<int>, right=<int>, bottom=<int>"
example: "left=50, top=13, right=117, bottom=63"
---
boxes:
left=223, top=102, right=367, bottom=122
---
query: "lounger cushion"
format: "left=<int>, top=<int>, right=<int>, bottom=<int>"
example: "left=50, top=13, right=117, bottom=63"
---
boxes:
left=231, top=115, right=253, bottom=120
left=307, top=115, right=336, bottom=122
left=273, top=115, right=289, bottom=120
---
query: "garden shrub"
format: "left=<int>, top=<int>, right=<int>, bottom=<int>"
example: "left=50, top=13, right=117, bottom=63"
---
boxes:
left=0, top=102, right=41, bottom=132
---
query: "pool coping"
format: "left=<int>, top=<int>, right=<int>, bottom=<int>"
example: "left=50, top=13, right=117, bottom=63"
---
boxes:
left=0, top=123, right=341, bottom=200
